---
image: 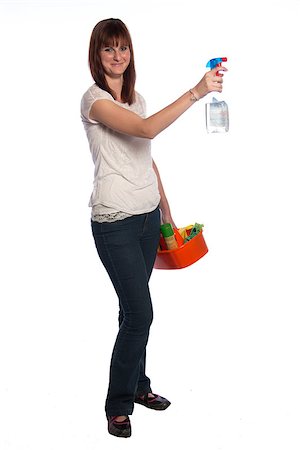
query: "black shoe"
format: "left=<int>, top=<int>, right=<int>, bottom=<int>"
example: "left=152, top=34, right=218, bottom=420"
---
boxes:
left=135, top=393, right=171, bottom=410
left=107, top=416, right=131, bottom=438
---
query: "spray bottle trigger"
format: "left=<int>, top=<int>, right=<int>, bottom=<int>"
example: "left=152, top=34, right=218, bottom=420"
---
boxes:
left=206, top=57, right=227, bottom=75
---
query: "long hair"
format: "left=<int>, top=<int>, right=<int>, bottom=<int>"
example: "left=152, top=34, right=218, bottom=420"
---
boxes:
left=88, top=18, right=136, bottom=105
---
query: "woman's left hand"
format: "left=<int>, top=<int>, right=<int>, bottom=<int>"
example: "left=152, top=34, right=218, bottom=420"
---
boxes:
left=161, top=210, right=177, bottom=231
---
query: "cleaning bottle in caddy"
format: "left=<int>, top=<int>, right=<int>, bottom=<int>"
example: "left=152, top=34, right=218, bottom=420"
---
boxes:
left=160, top=223, right=185, bottom=250
left=160, top=224, right=178, bottom=250
left=205, top=57, right=229, bottom=133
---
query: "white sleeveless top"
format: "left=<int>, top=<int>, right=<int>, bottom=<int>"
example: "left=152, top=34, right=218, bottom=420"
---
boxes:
left=80, top=84, right=160, bottom=219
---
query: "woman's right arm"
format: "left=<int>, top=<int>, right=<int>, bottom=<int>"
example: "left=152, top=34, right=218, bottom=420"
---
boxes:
left=90, top=66, right=226, bottom=139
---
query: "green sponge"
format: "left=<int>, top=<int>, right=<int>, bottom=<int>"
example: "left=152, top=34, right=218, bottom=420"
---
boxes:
left=184, top=223, right=204, bottom=243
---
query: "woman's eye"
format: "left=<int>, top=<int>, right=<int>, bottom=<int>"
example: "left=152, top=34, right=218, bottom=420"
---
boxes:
left=120, top=46, right=128, bottom=52
left=103, top=47, right=113, bottom=52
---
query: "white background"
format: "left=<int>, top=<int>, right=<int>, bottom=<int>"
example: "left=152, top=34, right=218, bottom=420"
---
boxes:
left=1, top=0, right=300, bottom=449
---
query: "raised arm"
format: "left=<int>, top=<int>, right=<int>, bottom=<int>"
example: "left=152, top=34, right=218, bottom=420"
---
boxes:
left=90, top=66, right=226, bottom=139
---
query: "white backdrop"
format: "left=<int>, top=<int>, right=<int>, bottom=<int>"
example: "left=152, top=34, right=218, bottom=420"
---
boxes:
left=1, top=0, right=300, bottom=449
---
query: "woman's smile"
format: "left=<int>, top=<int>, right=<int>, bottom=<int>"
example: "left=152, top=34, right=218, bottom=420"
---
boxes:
left=100, top=44, right=131, bottom=77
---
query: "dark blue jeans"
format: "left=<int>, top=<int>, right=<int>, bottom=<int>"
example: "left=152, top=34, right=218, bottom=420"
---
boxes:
left=91, top=206, right=161, bottom=416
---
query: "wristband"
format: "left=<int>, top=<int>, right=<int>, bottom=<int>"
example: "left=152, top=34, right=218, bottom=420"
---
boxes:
left=189, top=89, right=199, bottom=102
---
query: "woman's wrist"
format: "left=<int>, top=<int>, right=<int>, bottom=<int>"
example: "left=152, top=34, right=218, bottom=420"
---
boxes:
left=189, top=88, right=199, bottom=102
left=160, top=208, right=175, bottom=226
left=160, top=205, right=171, bottom=220
left=192, top=83, right=207, bottom=101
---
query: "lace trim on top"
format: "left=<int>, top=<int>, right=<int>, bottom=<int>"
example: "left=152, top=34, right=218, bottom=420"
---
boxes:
left=92, top=211, right=132, bottom=223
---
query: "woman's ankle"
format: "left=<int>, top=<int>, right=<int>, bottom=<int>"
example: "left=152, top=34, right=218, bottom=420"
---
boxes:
left=113, top=415, right=128, bottom=422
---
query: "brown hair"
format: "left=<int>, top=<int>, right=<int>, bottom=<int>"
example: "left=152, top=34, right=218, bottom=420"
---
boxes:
left=88, top=18, right=136, bottom=105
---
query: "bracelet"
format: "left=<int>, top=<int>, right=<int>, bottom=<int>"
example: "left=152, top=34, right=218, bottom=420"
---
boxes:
left=189, top=89, right=199, bottom=102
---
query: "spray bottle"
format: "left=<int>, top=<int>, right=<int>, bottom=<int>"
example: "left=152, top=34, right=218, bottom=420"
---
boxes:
left=205, top=57, right=229, bottom=133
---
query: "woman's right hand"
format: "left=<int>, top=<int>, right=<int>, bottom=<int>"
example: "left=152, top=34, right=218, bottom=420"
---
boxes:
left=193, top=65, right=228, bottom=100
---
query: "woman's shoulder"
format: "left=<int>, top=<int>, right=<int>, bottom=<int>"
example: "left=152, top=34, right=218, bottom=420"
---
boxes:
left=81, top=84, right=114, bottom=122
left=82, top=84, right=113, bottom=103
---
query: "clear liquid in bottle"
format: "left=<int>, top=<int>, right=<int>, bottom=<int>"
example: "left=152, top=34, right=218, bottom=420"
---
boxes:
left=205, top=97, right=229, bottom=133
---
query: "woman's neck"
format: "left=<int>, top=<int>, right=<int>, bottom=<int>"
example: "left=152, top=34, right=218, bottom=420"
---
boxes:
left=106, top=76, right=123, bottom=102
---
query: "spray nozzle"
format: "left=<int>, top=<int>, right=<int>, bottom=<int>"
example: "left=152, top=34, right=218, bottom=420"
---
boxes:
left=206, top=57, right=227, bottom=75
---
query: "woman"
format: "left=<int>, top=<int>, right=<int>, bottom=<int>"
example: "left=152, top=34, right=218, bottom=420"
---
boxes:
left=81, top=18, right=226, bottom=438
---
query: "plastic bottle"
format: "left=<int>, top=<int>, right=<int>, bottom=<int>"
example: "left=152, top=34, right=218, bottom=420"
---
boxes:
left=160, top=223, right=178, bottom=250
left=205, top=57, right=229, bottom=133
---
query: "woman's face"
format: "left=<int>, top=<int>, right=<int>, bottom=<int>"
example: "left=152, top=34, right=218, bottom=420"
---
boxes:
left=100, top=42, right=131, bottom=79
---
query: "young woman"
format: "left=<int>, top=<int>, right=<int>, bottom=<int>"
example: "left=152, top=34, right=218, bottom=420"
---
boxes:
left=81, top=18, right=226, bottom=438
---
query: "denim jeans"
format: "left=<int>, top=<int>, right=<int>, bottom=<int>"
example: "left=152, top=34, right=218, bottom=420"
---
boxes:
left=91, top=206, right=161, bottom=416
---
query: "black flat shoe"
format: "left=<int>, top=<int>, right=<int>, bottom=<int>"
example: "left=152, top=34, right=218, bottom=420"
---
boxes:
left=135, top=393, right=171, bottom=410
left=107, top=416, right=131, bottom=438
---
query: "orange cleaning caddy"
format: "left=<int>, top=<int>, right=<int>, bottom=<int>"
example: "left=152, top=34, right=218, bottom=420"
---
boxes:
left=154, top=224, right=208, bottom=270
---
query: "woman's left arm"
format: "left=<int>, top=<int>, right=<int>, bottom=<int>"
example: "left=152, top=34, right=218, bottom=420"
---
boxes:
left=152, top=159, right=177, bottom=229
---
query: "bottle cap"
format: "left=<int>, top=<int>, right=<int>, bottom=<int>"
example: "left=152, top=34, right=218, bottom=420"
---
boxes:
left=160, top=223, right=174, bottom=238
